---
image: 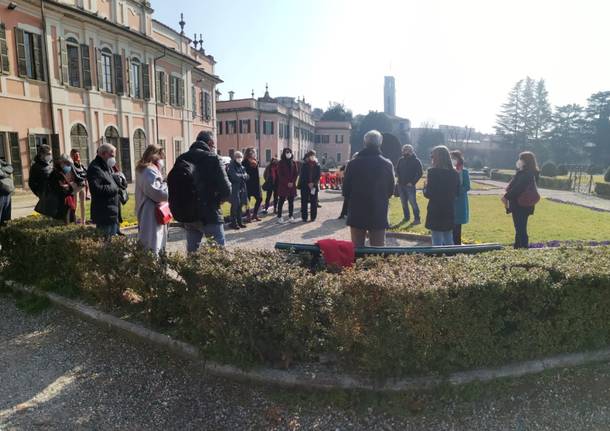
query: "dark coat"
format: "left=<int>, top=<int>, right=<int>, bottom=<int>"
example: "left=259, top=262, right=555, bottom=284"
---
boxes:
left=396, top=154, right=423, bottom=186
left=244, top=158, right=261, bottom=197
left=180, top=140, right=231, bottom=225
left=47, top=169, right=73, bottom=221
left=277, top=159, right=299, bottom=198
left=299, top=160, right=321, bottom=191
left=343, top=146, right=395, bottom=230
left=28, top=155, right=53, bottom=197
left=87, top=156, right=120, bottom=225
left=424, top=167, right=460, bottom=231
left=504, top=170, right=538, bottom=216
left=227, top=160, right=249, bottom=205
left=0, top=160, right=15, bottom=196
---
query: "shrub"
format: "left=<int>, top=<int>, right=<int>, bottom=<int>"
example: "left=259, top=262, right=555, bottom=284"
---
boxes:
left=490, top=171, right=513, bottom=182
left=490, top=171, right=572, bottom=191
left=470, top=159, right=484, bottom=170
left=595, top=182, right=610, bottom=199
left=541, top=161, right=558, bottom=177
left=557, top=164, right=569, bottom=176
left=604, top=166, right=610, bottom=183
left=1, top=219, right=610, bottom=378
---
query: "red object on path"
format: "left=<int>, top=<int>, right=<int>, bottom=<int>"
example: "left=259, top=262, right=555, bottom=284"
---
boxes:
left=316, top=239, right=356, bottom=268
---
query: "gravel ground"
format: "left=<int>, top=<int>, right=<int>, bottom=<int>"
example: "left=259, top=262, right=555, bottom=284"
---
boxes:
left=1, top=295, right=610, bottom=430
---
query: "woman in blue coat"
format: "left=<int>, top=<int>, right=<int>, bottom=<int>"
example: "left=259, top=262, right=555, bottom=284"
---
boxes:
left=451, top=150, right=470, bottom=245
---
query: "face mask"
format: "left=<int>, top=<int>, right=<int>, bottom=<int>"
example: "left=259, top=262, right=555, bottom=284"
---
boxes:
left=44, top=155, right=52, bottom=163
left=62, top=165, right=71, bottom=174
left=236, top=158, right=243, bottom=164
left=452, top=160, right=458, bottom=169
left=286, top=153, right=293, bottom=160
left=106, top=157, right=117, bottom=169
left=157, top=159, right=165, bottom=170
left=516, top=160, right=524, bottom=170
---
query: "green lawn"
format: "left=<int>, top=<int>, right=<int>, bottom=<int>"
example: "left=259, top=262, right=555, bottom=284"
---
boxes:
left=390, top=194, right=610, bottom=244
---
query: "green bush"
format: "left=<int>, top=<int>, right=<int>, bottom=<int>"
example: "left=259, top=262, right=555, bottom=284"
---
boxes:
left=490, top=171, right=513, bottom=182
left=595, top=182, right=610, bottom=199
left=470, top=159, right=484, bottom=170
left=490, top=171, right=572, bottom=191
left=541, top=161, right=558, bottom=177
left=604, top=166, right=610, bottom=183
left=557, top=164, right=569, bottom=176
left=2, top=218, right=610, bottom=378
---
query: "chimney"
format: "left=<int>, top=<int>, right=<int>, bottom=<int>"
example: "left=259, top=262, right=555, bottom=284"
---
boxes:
left=229, top=91, right=235, bottom=101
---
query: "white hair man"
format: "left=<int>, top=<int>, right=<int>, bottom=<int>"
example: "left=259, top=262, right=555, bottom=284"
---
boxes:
left=342, top=130, right=395, bottom=247
left=396, top=144, right=423, bottom=225
left=87, top=143, right=121, bottom=236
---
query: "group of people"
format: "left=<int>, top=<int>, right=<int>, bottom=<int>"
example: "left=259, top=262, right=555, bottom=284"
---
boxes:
left=23, top=128, right=540, bottom=253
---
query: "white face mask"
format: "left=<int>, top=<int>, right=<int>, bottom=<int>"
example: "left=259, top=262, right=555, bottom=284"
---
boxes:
left=286, top=153, right=293, bottom=160
left=106, top=157, right=117, bottom=169
left=43, top=155, right=52, bottom=163
left=157, top=159, right=165, bottom=170
left=235, top=158, right=243, bottom=164
left=516, top=160, right=524, bottom=170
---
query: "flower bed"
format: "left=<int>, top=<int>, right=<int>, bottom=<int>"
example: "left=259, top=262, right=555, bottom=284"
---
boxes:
left=1, top=218, right=610, bottom=378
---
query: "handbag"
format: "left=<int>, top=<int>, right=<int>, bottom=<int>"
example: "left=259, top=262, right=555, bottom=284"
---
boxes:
left=118, top=188, right=129, bottom=205
left=34, top=190, right=59, bottom=218
left=65, top=195, right=77, bottom=211
left=517, top=181, right=541, bottom=207
left=155, top=201, right=172, bottom=225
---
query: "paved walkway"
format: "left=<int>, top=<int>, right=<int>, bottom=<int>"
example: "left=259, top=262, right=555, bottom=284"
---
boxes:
left=475, top=179, right=610, bottom=212
left=2, top=296, right=610, bottom=430
left=166, top=190, right=418, bottom=253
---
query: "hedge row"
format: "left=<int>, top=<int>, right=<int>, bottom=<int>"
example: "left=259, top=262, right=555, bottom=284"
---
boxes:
left=595, top=182, right=610, bottom=199
left=1, top=218, right=610, bottom=378
left=490, top=171, right=572, bottom=191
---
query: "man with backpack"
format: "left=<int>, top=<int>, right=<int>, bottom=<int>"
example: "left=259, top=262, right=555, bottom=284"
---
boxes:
left=168, top=131, right=231, bottom=251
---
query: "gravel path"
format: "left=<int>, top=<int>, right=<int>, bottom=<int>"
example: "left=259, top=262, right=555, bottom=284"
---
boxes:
left=166, top=190, right=419, bottom=253
left=1, top=295, right=610, bottom=430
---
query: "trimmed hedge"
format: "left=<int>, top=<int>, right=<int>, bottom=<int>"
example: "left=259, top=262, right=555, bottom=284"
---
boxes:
left=1, top=218, right=610, bottom=378
left=541, top=161, right=558, bottom=177
left=595, top=182, right=610, bottom=199
left=490, top=171, right=572, bottom=191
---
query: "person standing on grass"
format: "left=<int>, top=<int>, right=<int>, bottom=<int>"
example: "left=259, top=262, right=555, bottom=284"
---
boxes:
left=451, top=150, right=471, bottom=245
left=262, top=157, right=279, bottom=214
left=70, top=150, right=88, bottom=225
left=87, top=143, right=121, bottom=237
left=300, top=150, right=321, bottom=222
left=396, top=144, right=423, bottom=225
left=29, top=144, right=53, bottom=199
left=424, top=146, right=460, bottom=246
left=502, top=151, right=540, bottom=249
left=276, top=148, right=299, bottom=224
left=243, top=148, right=262, bottom=222
left=135, top=144, right=169, bottom=255
left=0, top=157, right=15, bottom=226
left=227, top=151, right=249, bottom=230
left=343, top=130, right=395, bottom=247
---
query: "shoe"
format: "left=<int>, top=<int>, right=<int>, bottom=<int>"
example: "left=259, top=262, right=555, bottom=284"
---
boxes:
left=412, top=219, right=421, bottom=225
left=238, top=223, right=247, bottom=228
left=288, top=217, right=298, bottom=224
left=317, top=204, right=322, bottom=208
left=229, top=223, right=240, bottom=230
left=262, top=209, right=269, bottom=215
left=245, top=210, right=252, bottom=223
left=253, top=217, right=262, bottom=222
left=278, top=217, right=287, bottom=225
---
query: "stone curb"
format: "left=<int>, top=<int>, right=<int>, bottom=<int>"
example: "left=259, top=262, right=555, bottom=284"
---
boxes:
left=386, top=231, right=432, bottom=242
left=4, top=279, right=610, bottom=392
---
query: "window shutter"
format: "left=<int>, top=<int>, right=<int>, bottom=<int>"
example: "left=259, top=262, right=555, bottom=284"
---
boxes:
left=33, top=34, right=44, bottom=81
left=113, top=53, right=124, bottom=95
left=0, top=23, right=9, bottom=74
left=169, top=76, right=176, bottom=106
left=155, top=70, right=160, bottom=103
left=15, top=28, right=27, bottom=77
left=164, top=73, right=169, bottom=105
left=178, top=78, right=185, bottom=107
left=192, top=87, right=196, bottom=118
left=96, top=47, right=103, bottom=91
left=200, top=91, right=204, bottom=119
left=125, top=57, right=131, bottom=97
left=142, top=63, right=150, bottom=100
left=81, top=44, right=91, bottom=89
left=27, top=134, right=37, bottom=163
left=59, top=37, right=68, bottom=84
left=204, top=92, right=210, bottom=120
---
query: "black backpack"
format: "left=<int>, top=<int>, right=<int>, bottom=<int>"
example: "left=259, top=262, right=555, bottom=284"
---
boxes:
left=167, top=156, right=199, bottom=223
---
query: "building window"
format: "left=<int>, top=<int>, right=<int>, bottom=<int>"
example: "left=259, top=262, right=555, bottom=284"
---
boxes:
left=284, top=124, right=289, bottom=139
left=174, top=140, right=182, bottom=158
left=170, top=76, right=184, bottom=107
left=158, top=139, right=167, bottom=174
left=315, top=134, right=321, bottom=144
left=192, top=87, right=197, bottom=119
left=265, top=149, right=272, bottom=163
left=337, top=153, right=342, bottom=163
left=133, top=129, right=146, bottom=160
left=226, top=121, right=237, bottom=134
left=66, top=37, right=80, bottom=87
left=263, top=121, right=274, bottom=135
left=16, top=29, right=44, bottom=80
left=204, top=92, right=211, bottom=120
left=279, top=122, right=284, bottom=139
left=336, top=134, right=344, bottom=144
left=101, top=48, right=113, bottom=93
left=130, top=58, right=141, bottom=99
left=255, top=120, right=259, bottom=135
left=239, top=119, right=251, bottom=134
left=294, top=126, right=299, bottom=139
left=70, top=123, right=89, bottom=165
left=155, top=71, right=166, bottom=103
left=321, top=135, right=330, bottom=144
left=217, top=121, right=223, bottom=135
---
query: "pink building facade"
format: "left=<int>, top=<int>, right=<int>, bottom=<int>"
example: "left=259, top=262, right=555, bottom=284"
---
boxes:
left=216, top=90, right=316, bottom=166
left=314, top=121, right=351, bottom=166
left=0, top=0, right=221, bottom=186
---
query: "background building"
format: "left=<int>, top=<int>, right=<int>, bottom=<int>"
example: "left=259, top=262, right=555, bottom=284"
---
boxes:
left=314, top=121, right=351, bottom=166
left=216, top=87, right=316, bottom=166
left=384, top=76, right=396, bottom=117
left=0, top=0, right=221, bottom=185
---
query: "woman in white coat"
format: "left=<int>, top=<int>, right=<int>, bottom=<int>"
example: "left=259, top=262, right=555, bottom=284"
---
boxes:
left=135, top=144, right=168, bottom=254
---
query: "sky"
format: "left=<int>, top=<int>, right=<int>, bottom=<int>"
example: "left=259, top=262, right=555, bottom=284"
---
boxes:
left=151, top=0, right=610, bottom=133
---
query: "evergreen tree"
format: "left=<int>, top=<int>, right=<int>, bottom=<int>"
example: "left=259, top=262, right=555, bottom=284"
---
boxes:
left=321, top=102, right=353, bottom=122
left=585, top=91, right=610, bottom=166
left=532, top=79, right=552, bottom=143
left=495, top=79, right=523, bottom=149
left=547, top=104, right=586, bottom=163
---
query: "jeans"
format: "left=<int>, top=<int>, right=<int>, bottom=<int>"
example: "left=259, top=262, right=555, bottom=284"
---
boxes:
left=431, top=230, right=454, bottom=246
left=277, top=196, right=294, bottom=218
left=264, top=189, right=277, bottom=212
left=350, top=227, right=386, bottom=247
left=97, top=223, right=119, bottom=237
left=230, top=198, right=243, bottom=225
left=0, top=194, right=11, bottom=225
left=512, top=210, right=530, bottom=249
left=398, top=184, right=420, bottom=221
left=184, top=222, right=225, bottom=252
left=300, top=188, right=318, bottom=221
left=249, top=193, right=262, bottom=217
